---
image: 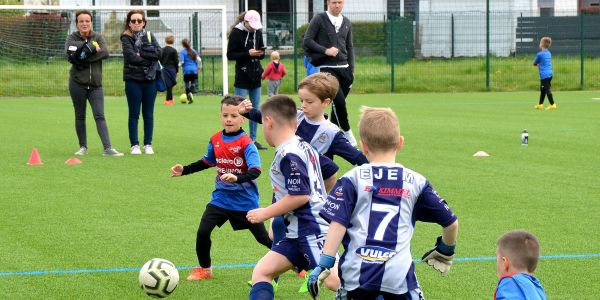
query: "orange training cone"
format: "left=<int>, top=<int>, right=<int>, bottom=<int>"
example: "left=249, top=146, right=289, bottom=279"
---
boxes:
left=65, top=157, right=82, bottom=165
left=27, top=148, right=43, bottom=165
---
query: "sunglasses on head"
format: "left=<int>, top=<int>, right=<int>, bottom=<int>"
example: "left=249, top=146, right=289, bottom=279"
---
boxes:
left=130, top=19, right=144, bottom=24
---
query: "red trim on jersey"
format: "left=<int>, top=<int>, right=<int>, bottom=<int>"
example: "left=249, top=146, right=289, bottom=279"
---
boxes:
left=494, top=272, right=518, bottom=300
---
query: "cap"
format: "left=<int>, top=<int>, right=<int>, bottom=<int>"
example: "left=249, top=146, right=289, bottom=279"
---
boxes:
left=244, top=10, right=263, bottom=30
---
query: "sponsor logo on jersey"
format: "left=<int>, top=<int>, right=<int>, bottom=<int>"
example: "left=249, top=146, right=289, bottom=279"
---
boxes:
left=215, top=141, right=220, bottom=148
left=318, top=132, right=328, bottom=143
left=271, top=165, right=280, bottom=175
left=334, top=186, right=344, bottom=197
left=355, top=246, right=397, bottom=264
left=233, top=157, right=243, bottom=167
left=290, top=160, right=298, bottom=172
left=216, top=157, right=243, bottom=166
left=364, top=185, right=379, bottom=193
left=229, top=146, right=242, bottom=154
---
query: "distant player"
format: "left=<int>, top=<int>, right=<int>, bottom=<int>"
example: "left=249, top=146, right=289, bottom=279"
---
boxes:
left=246, top=95, right=340, bottom=300
left=261, top=50, right=287, bottom=97
left=495, top=230, right=547, bottom=300
left=171, top=95, right=271, bottom=281
left=307, top=106, right=459, bottom=300
left=533, top=37, right=556, bottom=110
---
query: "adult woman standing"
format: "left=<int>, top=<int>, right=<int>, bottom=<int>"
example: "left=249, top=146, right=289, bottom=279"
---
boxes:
left=226, top=10, right=267, bottom=150
left=65, top=10, right=123, bottom=157
left=120, top=10, right=161, bottom=155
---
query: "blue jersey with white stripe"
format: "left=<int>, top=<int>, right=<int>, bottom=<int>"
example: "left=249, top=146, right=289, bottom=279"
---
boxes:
left=296, top=111, right=368, bottom=165
left=320, top=163, right=457, bottom=294
left=270, top=136, right=329, bottom=238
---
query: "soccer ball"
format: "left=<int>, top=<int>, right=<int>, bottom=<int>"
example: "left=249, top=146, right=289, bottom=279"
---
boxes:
left=139, top=258, right=179, bottom=298
left=179, top=93, right=188, bottom=103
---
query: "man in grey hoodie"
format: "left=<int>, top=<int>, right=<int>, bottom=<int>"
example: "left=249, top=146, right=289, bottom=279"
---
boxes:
left=65, top=10, right=122, bottom=156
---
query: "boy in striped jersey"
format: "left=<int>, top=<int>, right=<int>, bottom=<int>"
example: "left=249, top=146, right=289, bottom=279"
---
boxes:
left=246, top=95, right=340, bottom=300
left=308, top=107, right=459, bottom=300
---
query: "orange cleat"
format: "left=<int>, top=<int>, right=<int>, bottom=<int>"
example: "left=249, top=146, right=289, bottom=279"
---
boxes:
left=186, top=267, right=213, bottom=281
left=297, top=270, right=307, bottom=278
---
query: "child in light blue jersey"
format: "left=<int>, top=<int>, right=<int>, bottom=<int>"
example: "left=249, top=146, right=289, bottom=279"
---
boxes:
left=308, top=106, right=459, bottom=300
left=533, top=37, right=556, bottom=110
left=495, top=230, right=547, bottom=300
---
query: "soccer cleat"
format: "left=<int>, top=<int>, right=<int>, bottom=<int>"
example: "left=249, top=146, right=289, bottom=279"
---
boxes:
left=130, top=145, right=142, bottom=155
left=143, top=145, right=154, bottom=155
left=297, top=270, right=307, bottom=278
left=187, top=93, right=194, bottom=104
left=163, top=99, right=174, bottom=106
left=103, top=148, right=124, bottom=157
left=254, top=141, right=268, bottom=150
left=546, top=104, right=557, bottom=110
left=187, top=267, right=212, bottom=281
left=534, top=104, right=544, bottom=110
left=74, top=146, right=88, bottom=156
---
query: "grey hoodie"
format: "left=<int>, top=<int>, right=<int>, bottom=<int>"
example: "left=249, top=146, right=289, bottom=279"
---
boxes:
left=65, top=31, right=109, bottom=88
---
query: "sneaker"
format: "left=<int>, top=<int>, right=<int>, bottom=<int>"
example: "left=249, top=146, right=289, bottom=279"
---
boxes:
left=254, top=141, right=268, bottom=150
left=546, top=104, right=557, bottom=110
left=130, top=145, right=142, bottom=155
left=74, top=146, right=88, bottom=156
left=187, top=267, right=212, bottom=281
left=534, top=104, right=544, bottom=110
left=344, top=129, right=358, bottom=147
left=163, top=99, right=174, bottom=106
left=144, top=144, right=154, bottom=155
left=103, top=148, right=124, bottom=157
left=187, top=93, right=194, bottom=104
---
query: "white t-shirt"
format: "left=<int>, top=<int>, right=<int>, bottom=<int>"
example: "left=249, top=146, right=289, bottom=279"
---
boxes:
left=326, top=11, right=343, bottom=33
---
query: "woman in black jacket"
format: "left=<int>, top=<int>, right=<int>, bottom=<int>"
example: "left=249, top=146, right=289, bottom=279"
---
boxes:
left=65, top=10, right=123, bottom=157
left=121, top=10, right=161, bottom=155
left=226, top=10, right=267, bottom=150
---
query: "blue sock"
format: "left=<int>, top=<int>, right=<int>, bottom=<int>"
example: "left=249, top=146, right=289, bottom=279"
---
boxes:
left=249, top=281, right=274, bottom=300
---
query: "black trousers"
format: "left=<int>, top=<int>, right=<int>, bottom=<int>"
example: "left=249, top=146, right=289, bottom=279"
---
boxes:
left=539, top=77, right=554, bottom=105
left=320, top=67, right=353, bottom=131
left=196, top=204, right=271, bottom=268
left=68, top=80, right=112, bottom=149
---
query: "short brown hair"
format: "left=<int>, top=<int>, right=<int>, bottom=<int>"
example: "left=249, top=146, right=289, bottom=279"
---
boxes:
left=165, top=35, right=174, bottom=45
left=359, top=106, right=400, bottom=152
left=260, top=95, right=297, bottom=126
left=497, top=230, right=540, bottom=273
left=298, top=73, right=339, bottom=103
left=540, top=37, right=552, bottom=49
left=221, top=95, right=244, bottom=107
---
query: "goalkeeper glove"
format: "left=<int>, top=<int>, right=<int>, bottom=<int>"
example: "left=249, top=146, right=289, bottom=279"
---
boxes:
left=307, top=254, right=335, bottom=299
left=421, top=236, right=455, bottom=276
left=78, top=41, right=96, bottom=61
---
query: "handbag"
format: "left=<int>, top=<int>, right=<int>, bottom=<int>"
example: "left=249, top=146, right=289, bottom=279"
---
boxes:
left=145, top=31, right=170, bottom=92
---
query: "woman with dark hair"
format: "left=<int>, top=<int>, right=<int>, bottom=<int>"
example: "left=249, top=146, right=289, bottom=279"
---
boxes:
left=120, top=10, right=161, bottom=155
left=65, top=10, right=123, bottom=156
left=226, top=10, right=267, bottom=150
left=179, top=38, right=202, bottom=104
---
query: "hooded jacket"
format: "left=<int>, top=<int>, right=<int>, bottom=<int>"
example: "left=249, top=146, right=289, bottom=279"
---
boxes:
left=227, top=22, right=265, bottom=89
left=65, top=31, right=109, bottom=88
left=120, top=31, right=162, bottom=82
left=302, top=12, right=354, bottom=73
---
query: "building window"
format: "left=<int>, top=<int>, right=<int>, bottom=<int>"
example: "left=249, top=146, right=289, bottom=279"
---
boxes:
left=129, top=0, right=159, bottom=18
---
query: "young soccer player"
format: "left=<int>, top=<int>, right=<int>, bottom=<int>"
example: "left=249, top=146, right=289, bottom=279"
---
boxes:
left=533, top=37, right=556, bottom=110
left=261, top=50, right=287, bottom=97
left=246, top=95, right=340, bottom=300
left=495, top=230, right=547, bottom=300
left=171, top=95, right=271, bottom=281
left=307, top=106, right=459, bottom=300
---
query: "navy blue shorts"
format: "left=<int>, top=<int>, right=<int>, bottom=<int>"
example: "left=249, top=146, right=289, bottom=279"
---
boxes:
left=271, top=234, right=326, bottom=272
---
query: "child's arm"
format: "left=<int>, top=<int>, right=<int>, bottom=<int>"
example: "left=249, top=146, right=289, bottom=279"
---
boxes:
left=238, top=99, right=263, bottom=124
left=247, top=194, right=309, bottom=223
left=328, top=131, right=369, bottom=166
left=221, top=141, right=262, bottom=183
left=261, top=63, right=272, bottom=80
left=281, top=63, right=287, bottom=77
left=172, top=140, right=217, bottom=177
left=533, top=52, right=541, bottom=66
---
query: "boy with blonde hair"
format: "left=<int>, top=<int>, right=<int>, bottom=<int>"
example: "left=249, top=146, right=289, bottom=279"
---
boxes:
left=495, top=230, right=547, bottom=300
left=261, top=50, right=287, bottom=97
left=308, top=106, right=459, bottom=299
left=246, top=95, right=340, bottom=300
left=534, top=37, right=556, bottom=110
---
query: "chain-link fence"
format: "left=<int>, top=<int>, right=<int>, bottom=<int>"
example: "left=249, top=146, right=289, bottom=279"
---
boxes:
left=0, top=8, right=599, bottom=96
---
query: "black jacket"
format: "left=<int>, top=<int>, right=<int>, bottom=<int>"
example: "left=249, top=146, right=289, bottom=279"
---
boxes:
left=303, top=12, right=354, bottom=72
left=65, top=31, right=109, bottom=88
left=120, top=31, right=162, bottom=82
left=160, top=45, right=179, bottom=71
left=227, top=23, right=265, bottom=89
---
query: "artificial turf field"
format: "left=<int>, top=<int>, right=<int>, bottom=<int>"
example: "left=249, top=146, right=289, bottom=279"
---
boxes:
left=1, top=91, right=599, bottom=299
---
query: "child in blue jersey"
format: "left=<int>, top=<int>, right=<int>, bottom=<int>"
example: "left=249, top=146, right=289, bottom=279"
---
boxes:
left=171, top=95, right=271, bottom=281
left=304, top=55, right=318, bottom=77
left=179, top=38, right=202, bottom=104
left=246, top=95, right=340, bottom=300
left=495, top=230, right=547, bottom=300
left=308, top=106, right=459, bottom=300
left=533, top=37, right=556, bottom=110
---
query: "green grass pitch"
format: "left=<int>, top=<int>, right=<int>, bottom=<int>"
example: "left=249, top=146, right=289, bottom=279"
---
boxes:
left=1, top=91, right=599, bottom=299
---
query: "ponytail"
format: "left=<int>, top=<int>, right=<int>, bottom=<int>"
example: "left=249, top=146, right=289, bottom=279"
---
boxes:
left=181, top=39, right=197, bottom=61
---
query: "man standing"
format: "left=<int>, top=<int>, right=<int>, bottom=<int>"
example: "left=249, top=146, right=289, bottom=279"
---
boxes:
left=303, top=0, right=357, bottom=146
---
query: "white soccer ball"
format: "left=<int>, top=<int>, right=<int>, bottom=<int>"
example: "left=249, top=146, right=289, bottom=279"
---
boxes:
left=139, top=258, right=179, bottom=298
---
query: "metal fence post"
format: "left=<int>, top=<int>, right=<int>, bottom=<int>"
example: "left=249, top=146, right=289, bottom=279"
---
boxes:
left=451, top=13, right=454, bottom=58
left=580, top=10, right=584, bottom=89
left=390, top=17, right=395, bottom=93
left=486, top=0, right=490, bottom=90
left=293, top=0, right=298, bottom=92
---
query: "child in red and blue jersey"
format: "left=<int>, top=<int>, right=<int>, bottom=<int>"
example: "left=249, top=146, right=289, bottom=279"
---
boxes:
left=495, top=230, right=547, bottom=300
left=171, top=95, right=271, bottom=281
left=533, top=37, right=556, bottom=110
